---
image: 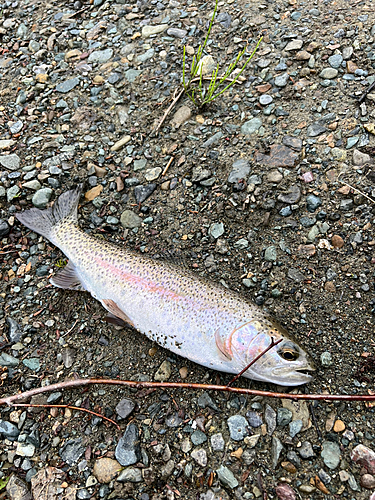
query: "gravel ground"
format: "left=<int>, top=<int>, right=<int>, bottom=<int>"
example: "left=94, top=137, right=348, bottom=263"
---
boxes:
left=2, top=0, right=375, bottom=498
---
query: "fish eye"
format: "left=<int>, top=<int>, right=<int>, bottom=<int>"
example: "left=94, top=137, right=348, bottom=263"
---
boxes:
left=278, top=348, right=299, bottom=361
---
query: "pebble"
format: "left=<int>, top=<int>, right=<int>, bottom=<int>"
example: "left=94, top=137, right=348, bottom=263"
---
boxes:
left=32, top=188, right=52, bottom=209
left=170, top=105, right=191, bottom=128
left=191, top=448, right=207, bottom=467
left=115, top=398, right=135, bottom=419
left=0, top=219, right=10, bottom=237
left=274, top=73, right=290, bottom=87
left=331, top=235, right=344, bottom=248
left=117, top=467, right=143, bottom=482
left=142, top=24, right=168, bottom=38
left=88, top=48, right=113, bottom=64
left=216, top=465, right=238, bottom=489
left=306, top=195, right=322, bottom=212
left=275, top=483, right=296, bottom=500
left=209, top=222, right=224, bottom=239
left=134, top=184, right=156, bottom=204
left=360, top=473, right=375, bottom=489
left=278, top=185, right=301, bottom=204
left=211, top=433, right=225, bottom=452
left=241, top=118, right=262, bottom=135
left=0, top=420, right=20, bottom=440
left=298, top=441, right=315, bottom=459
left=246, top=411, right=263, bottom=428
left=321, top=441, right=341, bottom=469
left=228, top=159, right=250, bottom=183
left=277, top=408, right=292, bottom=427
left=227, top=415, right=249, bottom=441
left=55, top=78, right=80, bottom=93
left=351, top=444, right=375, bottom=474
left=115, top=423, right=141, bottom=466
left=320, top=351, right=332, bottom=366
left=59, top=439, right=85, bottom=466
left=289, top=419, right=303, bottom=438
left=271, top=437, right=284, bottom=468
left=0, top=153, right=21, bottom=171
left=264, top=246, right=277, bottom=262
left=154, top=360, right=172, bottom=381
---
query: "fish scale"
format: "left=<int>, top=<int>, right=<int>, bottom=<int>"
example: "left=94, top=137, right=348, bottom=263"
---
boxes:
left=16, top=185, right=316, bottom=386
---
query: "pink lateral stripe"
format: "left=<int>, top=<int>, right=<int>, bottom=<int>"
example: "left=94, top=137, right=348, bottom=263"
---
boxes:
left=94, top=256, right=183, bottom=302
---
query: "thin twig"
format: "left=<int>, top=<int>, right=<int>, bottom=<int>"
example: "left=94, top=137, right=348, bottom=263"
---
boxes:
left=358, top=80, right=375, bottom=104
left=226, top=337, right=283, bottom=387
left=338, top=173, right=375, bottom=204
left=12, top=403, right=121, bottom=430
left=2, top=377, right=375, bottom=406
left=162, top=156, right=175, bottom=176
left=308, top=402, right=322, bottom=441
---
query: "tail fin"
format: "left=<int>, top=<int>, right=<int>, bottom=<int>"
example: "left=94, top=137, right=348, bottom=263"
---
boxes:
left=16, top=184, right=83, bottom=241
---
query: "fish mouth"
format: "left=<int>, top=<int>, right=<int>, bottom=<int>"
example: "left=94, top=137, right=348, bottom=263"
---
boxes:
left=269, top=364, right=316, bottom=386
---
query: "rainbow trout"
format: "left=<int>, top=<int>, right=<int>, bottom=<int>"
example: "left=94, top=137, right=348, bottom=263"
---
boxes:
left=16, top=185, right=315, bottom=385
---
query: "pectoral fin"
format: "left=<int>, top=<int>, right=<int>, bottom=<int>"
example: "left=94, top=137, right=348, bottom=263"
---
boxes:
left=50, top=261, right=86, bottom=291
left=102, top=299, right=135, bottom=328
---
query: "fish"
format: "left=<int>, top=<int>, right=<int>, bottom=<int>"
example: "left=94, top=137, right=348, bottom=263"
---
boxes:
left=16, top=185, right=316, bottom=386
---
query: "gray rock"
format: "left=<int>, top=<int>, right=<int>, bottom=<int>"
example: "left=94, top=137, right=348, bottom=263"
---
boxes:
left=191, top=430, right=207, bottom=445
left=340, top=199, right=353, bottom=211
left=165, top=413, right=182, bottom=427
left=120, top=210, right=142, bottom=229
left=328, top=54, right=343, bottom=68
left=0, top=153, right=21, bottom=170
left=0, top=352, right=19, bottom=367
left=0, top=186, right=5, bottom=197
left=227, top=415, right=249, bottom=441
left=6, top=475, right=32, bottom=500
left=246, top=411, right=262, bottom=428
left=211, top=433, right=225, bottom=452
left=277, top=408, right=292, bottom=427
left=217, top=12, right=232, bottom=28
left=23, top=358, right=40, bottom=371
left=59, top=438, right=85, bottom=465
left=321, top=352, right=333, bottom=366
left=278, top=185, right=301, bottom=204
left=288, top=268, right=305, bottom=282
left=7, top=185, right=20, bottom=202
left=241, top=118, right=262, bottom=135
left=282, top=136, right=303, bottom=151
left=198, top=392, right=220, bottom=412
left=62, top=347, right=75, bottom=369
left=142, top=24, right=168, bottom=38
left=116, top=398, right=135, bottom=419
left=55, top=78, right=80, bottom=93
left=228, top=159, right=250, bottom=183
left=88, top=48, right=113, bottom=64
left=321, top=441, right=341, bottom=469
left=0, top=420, right=20, bottom=440
left=32, top=188, right=53, bottom=209
left=117, top=467, right=142, bottom=482
left=353, top=149, right=373, bottom=166
left=7, top=318, right=22, bottom=343
left=271, top=436, right=284, bottom=468
left=0, top=219, right=10, bottom=237
left=167, top=28, right=187, bottom=38
left=23, top=180, right=41, bottom=191
left=115, top=423, right=141, bottom=466
left=202, top=131, right=223, bottom=148
left=274, top=73, right=290, bottom=87
left=285, top=39, right=303, bottom=51
left=299, top=441, right=315, bottom=459
left=265, top=405, right=277, bottom=435
left=134, top=159, right=147, bottom=171
left=320, top=68, right=338, bottom=79
left=259, top=94, right=273, bottom=105
left=134, top=184, right=156, bottom=204
left=307, top=123, right=327, bottom=137
left=209, top=222, right=224, bottom=239
left=306, top=194, right=322, bottom=212
left=191, top=448, right=207, bottom=467
left=124, top=69, right=141, bottom=83
left=137, top=48, right=154, bottom=63
left=289, top=419, right=303, bottom=438
left=216, top=465, right=238, bottom=489
left=264, top=246, right=277, bottom=262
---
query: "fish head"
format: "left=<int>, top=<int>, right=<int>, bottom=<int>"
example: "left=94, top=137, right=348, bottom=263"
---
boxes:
left=228, top=320, right=316, bottom=386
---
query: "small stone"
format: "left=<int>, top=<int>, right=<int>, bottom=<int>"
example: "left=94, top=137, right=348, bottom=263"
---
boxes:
left=0, top=353, right=19, bottom=367
left=277, top=408, right=292, bottom=427
left=328, top=54, right=343, bottom=68
left=196, top=55, right=216, bottom=76
left=111, top=135, right=131, bottom=152
left=264, top=246, right=277, bottom=262
left=331, top=235, right=344, bottom=248
left=142, top=24, right=168, bottom=38
left=115, top=423, right=141, bottom=466
left=228, top=159, right=250, bottom=183
left=179, top=367, right=188, bottom=379
left=6, top=475, right=32, bottom=500
left=246, top=411, right=262, bottom=428
left=265, top=405, right=277, bottom=435
left=353, top=149, right=373, bottom=166
left=0, top=420, right=20, bottom=440
left=244, top=434, right=261, bottom=448
left=278, top=185, right=301, bottom=204
left=209, top=222, right=224, bottom=239
left=208, top=431, right=225, bottom=453
left=0, top=219, right=10, bottom=236
left=306, top=195, right=322, bottom=212
left=271, top=436, right=284, bottom=468
left=167, top=27, right=187, bottom=38
left=59, top=438, right=85, bottom=466
left=116, top=398, right=135, bottom=419
left=154, top=360, right=171, bottom=381
left=227, top=415, right=249, bottom=441
left=117, top=467, right=142, bottom=483
left=0, top=153, right=21, bottom=171
left=191, top=448, right=207, bottom=467
left=289, top=419, right=303, bottom=438
left=267, top=170, right=283, bottom=183
left=241, top=118, right=262, bottom=135
left=307, top=123, right=327, bottom=137
left=360, top=474, right=375, bottom=489
left=32, top=188, right=52, bottom=209
left=285, top=40, right=303, bottom=51
left=134, top=159, right=147, bottom=171
left=274, top=73, right=290, bottom=87
left=93, top=458, right=122, bottom=483
left=144, top=167, right=162, bottom=182
left=191, top=430, right=207, bottom=445
left=351, top=444, right=375, bottom=474
left=134, top=184, right=156, bottom=204
left=275, top=483, right=296, bottom=500
left=170, top=105, right=191, bottom=128
left=84, top=185, right=103, bottom=201
left=216, top=466, right=238, bottom=489
left=259, top=94, right=273, bottom=105
left=295, top=50, right=311, bottom=60
left=319, top=68, right=338, bottom=79
left=331, top=148, right=347, bottom=161
left=23, top=180, right=41, bottom=191
left=299, top=441, right=315, bottom=459
left=0, top=139, right=15, bottom=149
left=55, top=78, right=80, bottom=93
left=320, top=352, right=332, bottom=366
left=321, top=441, right=341, bottom=469
left=120, top=210, right=142, bottom=229
left=333, top=420, right=345, bottom=433
left=124, top=69, right=141, bottom=83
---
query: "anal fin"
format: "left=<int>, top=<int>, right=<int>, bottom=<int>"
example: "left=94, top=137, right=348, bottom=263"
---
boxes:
left=50, top=261, right=86, bottom=291
left=102, top=299, right=135, bottom=328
